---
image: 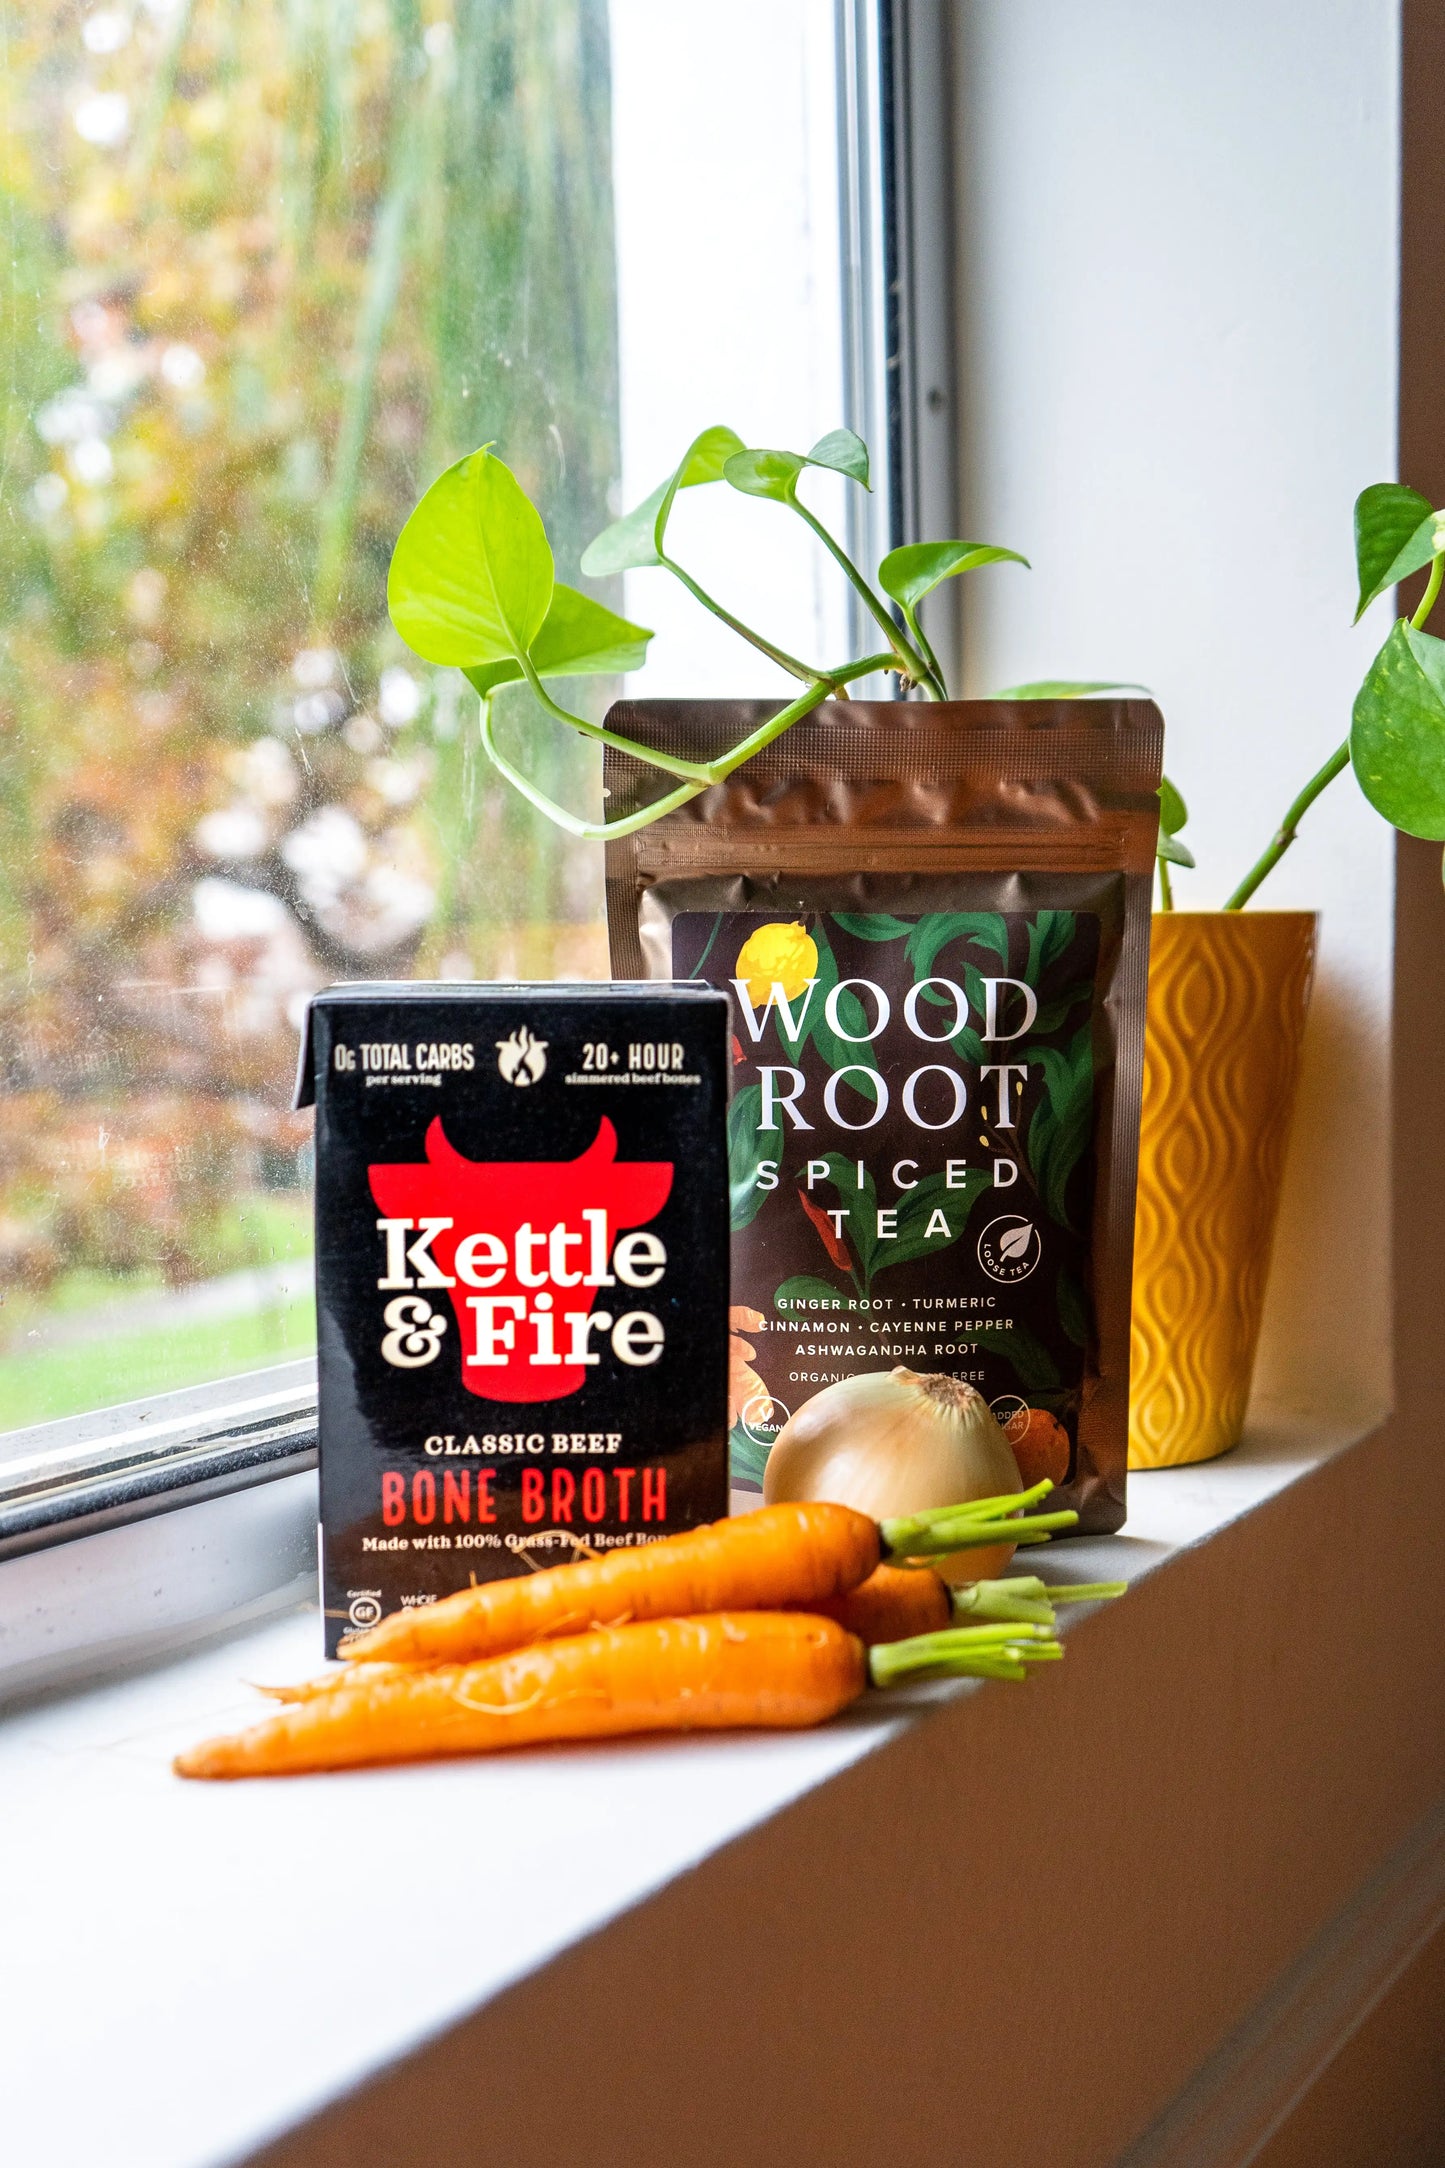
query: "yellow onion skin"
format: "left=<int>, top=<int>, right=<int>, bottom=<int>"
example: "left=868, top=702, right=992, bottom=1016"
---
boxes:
left=762, top=1368, right=1024, bottom=1584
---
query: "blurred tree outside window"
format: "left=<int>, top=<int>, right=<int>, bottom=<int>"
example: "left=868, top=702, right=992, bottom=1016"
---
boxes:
left=0, top=0, right=851, bottom=1434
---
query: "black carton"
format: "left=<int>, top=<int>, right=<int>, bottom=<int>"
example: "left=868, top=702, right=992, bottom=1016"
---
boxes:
left=295, top=982, right=730, bottom=1654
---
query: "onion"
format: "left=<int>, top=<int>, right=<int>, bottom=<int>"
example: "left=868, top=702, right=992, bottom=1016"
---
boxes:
left=763, top=1367, right=1024, bottom=1584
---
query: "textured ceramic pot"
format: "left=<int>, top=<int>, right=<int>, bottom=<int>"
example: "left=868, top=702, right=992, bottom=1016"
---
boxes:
left=1128, top=911, right=1317, bottom=1469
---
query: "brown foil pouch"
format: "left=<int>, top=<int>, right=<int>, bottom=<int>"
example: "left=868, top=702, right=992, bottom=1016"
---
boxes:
left=605, top=699, right=1163, bottom=1535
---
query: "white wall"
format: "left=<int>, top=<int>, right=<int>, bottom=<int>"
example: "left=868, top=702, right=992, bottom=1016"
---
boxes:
left=953, top=0, right=1400, bottom=1424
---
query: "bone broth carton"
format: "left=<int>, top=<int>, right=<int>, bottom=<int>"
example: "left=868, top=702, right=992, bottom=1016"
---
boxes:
left=295, top=983, right=729, bottom=1653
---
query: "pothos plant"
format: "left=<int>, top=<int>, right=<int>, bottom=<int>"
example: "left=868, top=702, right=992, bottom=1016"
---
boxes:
left=385, top=424, right=1027, bottom=840
left=1086, top=483, right=1445, bottom=908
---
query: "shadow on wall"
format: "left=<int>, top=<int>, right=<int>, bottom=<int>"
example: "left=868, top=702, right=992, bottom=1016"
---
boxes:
left=1249, top=967, right=1391, bottom=1429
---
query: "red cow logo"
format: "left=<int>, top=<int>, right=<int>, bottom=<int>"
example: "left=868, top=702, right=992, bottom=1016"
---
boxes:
left=368, top=1117, right=673, bottom=1403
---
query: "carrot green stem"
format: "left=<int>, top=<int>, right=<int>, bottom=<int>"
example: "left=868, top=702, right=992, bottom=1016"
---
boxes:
left=879, top=1481, right=1055, bottom=1555
left=1044, top=1581, right=1127, bottom=1603
left=868, top=1621, right=1060, bottom=1690
left=952, top=1576, right=1126, bottom=1624
left=885, top=1508, right=1078, bottom=1562
left=953, top=1582, right=1054, bottom=1625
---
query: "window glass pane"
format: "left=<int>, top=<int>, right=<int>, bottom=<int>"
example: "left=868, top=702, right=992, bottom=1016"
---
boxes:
left=0, top=0, right=851, bottom=1438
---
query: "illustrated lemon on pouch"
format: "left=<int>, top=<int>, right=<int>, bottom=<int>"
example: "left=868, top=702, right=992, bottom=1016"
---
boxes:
left=735, top=921, right=818, bottom=1005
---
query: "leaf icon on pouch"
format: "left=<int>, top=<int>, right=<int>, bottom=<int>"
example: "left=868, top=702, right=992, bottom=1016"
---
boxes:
left=999, top=1224, right=1035, bottom=1260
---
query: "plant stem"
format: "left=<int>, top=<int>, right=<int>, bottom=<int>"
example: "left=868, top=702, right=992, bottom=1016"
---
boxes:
left=480, top=700, right=702, bottom=840
left=1224, top=553, right=1445, bottom=909
left=788, top=500, right=939, bottom=690
left=481, top=651, right=898, bottom=843
left=706, top=653, right=897, bottom=772
left=1157, top=856, right=1174, bottom=911
left=1223, top=739, right=1350, bottom=911
left=903, top=602, right=949, bottom=700
left=515, top=655, right=715, bottom=785
left=660, top=554, right=817, bottom=682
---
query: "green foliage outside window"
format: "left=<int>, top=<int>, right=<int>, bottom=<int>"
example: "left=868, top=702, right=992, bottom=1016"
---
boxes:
left=0, top=0, right=619, bottom=1413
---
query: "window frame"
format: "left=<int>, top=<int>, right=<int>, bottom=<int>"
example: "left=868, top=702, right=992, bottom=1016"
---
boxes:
left=836, top=0, right=959, bottom=691
left=0, top=1361, right=317, bottom=1561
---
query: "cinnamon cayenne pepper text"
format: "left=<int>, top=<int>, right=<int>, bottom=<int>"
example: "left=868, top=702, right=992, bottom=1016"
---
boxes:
left=295, top=983, right=729, bottom=1654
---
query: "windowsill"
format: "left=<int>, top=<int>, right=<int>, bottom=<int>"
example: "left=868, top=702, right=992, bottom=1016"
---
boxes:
left=0, top=1403, right=1410, bottom=2168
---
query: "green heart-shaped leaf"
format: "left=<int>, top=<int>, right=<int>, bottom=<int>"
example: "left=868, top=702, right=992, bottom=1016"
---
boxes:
left=388, top=446, right=554, bottom=667
left=805, top=427, right=870, bottom=487
left=991, top=678, right=1152, bottom=699
left=675, top=424, right=748, bottom=489
left=724, top=447, right=806, bottom=502
left=580, top=424, right=746, bottom=576
left=650, top=425, right=749, bottom=557
left=580, top=479, right=670, bottom=578
left=724, top=432, right=873, bottom=506
left=879, top=540, right=1029, bottom=609
left=1157, top=777, right=1194, bottom=866
left=1354, top=483, right=1442, bottom=622
left=462, top=584, right=653, bottom=698
left=1351, top=618, right=1445, bottom=838
left=1158, top=775, right=1188, bottom=837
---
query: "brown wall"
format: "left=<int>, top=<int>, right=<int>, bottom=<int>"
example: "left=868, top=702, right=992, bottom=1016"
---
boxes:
left=1254, top=6, right=1445, bottom=2154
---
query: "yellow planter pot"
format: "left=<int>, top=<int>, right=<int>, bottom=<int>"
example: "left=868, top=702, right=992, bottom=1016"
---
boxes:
left=1128, top=910, right=1317, bottom=1469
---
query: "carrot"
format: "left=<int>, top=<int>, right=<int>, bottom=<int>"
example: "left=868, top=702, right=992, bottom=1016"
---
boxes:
left=256, top=1663, right=411, bottom=1705
left=817, top=1566, right=1126, bottom=1643
left=338, top=1485, right=1077, bottom=1669
left=261, top=1578, right=950, bottom=1701
left=813, top=1563, right=952, bottom=1642
left=175, top=1610, right=1061, bottom=1780
left=338, top=1503, right=879, bottom=1667
left=263, top=1563, right=1123, bottom=1708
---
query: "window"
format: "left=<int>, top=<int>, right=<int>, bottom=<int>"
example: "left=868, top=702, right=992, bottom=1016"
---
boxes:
left=0, top=0, right=950, bottom=1530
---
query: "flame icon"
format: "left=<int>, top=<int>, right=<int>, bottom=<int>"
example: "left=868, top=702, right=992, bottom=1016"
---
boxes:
left=496, top=1024, right=548, bottom=1086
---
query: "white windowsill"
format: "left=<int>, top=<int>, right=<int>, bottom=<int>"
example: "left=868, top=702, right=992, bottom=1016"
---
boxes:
left=0, top=1404, right=1397, bottom=2168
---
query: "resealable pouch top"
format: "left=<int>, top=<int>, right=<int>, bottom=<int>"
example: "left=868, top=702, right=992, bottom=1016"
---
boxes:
left=605, top=698, right=1164, bottom=1534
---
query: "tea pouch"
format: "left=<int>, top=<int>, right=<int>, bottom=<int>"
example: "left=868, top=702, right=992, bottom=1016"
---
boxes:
left=606, top=698, right=1164, bottom=1533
